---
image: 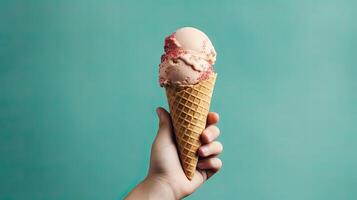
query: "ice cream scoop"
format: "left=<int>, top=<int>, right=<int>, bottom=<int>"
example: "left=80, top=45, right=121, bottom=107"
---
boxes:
left=159, top=27, right=216, bottom=86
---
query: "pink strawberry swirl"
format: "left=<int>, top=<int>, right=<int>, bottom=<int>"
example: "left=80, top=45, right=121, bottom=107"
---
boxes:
left=159, top=27, right=216, bottom=87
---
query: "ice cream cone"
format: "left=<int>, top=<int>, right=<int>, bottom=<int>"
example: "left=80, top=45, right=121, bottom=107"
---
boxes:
left=165, top=74, right=216, bottom=180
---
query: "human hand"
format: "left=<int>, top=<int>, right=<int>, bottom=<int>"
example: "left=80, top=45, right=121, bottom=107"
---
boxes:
left=126, top=107, right=223, bottom=199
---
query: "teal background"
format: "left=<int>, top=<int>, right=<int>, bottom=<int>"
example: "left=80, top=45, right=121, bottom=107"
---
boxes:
left=0, top=0, right=356, bottom=199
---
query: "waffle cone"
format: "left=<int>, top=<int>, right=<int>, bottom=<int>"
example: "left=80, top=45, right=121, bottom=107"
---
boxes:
left=165, top=74, right=216, bottom=180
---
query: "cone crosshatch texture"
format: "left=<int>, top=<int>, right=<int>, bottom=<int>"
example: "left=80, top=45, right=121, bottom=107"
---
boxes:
left=165, top=74, right=216, bottom=180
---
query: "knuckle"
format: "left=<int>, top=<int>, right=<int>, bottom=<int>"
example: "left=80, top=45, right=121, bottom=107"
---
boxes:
left=216, top=141, right=223, bottom=152
left=205, top=126, right=219, bottom=136
left=208, top=126, right=220, bottom=136
left=211, top=158, right=222, bottom=169
left=214, top=126, right=220, bottom=135
left=208, top=158, right=215, bottom=166
left=217, top=159, right=223, bottom=169
left=214, top=158, right=222, bottom=168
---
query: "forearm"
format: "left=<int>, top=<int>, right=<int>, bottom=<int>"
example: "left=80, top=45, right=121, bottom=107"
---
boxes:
left=125, top=176, right=176, bottom=200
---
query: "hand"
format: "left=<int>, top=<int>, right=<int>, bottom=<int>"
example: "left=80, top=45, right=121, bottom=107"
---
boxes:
left=126, top=107, right=223, bottom=199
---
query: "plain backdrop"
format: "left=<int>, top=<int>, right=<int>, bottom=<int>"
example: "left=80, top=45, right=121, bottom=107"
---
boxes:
left=0, top=0, right=356, bottom=199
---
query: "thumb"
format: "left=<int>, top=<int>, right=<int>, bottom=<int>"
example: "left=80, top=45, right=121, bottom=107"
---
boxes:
left=154, top=107, right=175, bottom=146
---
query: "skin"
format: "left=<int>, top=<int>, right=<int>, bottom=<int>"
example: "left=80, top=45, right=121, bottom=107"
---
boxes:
left=125, top=107, right=223, bottom=199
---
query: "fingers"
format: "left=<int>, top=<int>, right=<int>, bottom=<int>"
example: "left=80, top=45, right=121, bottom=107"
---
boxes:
left=197, top=157, right=222, bottom=173
left=198, top=141, right=223, bottom=157
left=192, top=157, right=223, bottom=185
left=197, top=157, right=223, bottom=179
left=201, top=125, right=220, bottom=144
left=206, top=112, right=219, bottom=127
left=191, top=112, right=222, bottom=184
left=198, top=117, right=223, bottom=180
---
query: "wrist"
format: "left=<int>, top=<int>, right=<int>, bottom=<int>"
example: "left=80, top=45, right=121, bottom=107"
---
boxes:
left=142, top=175, right=176, bottom=200
left=126, top=175, right=177, bottom=200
